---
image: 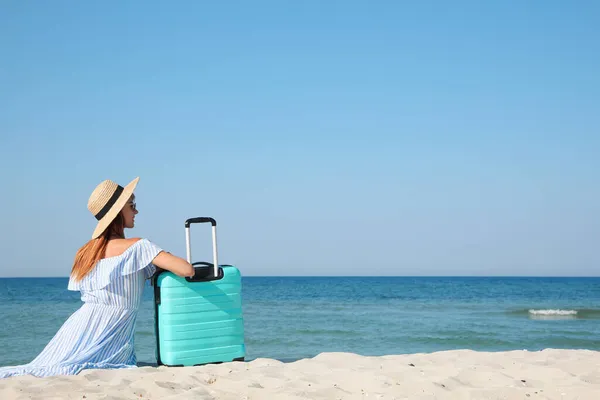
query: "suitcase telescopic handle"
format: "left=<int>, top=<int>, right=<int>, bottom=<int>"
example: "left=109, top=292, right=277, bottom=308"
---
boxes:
left=185, top=217, right=216, bottom=227
left=184, top=217, right=218, bottom=278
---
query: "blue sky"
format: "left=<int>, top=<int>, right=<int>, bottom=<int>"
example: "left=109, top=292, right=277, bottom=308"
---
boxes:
left=0, top=1, right=598, bottom=277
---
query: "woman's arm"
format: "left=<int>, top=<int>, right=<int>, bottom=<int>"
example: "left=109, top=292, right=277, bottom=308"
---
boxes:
left=152, top=251, right=194, bottom=277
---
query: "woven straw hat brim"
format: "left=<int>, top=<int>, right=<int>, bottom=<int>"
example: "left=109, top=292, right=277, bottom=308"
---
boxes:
left=91, top=177, right=139, bottom=239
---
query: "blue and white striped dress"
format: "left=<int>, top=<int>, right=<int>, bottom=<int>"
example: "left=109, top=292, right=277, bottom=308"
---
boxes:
left=0, top=238, right=162, bottom=378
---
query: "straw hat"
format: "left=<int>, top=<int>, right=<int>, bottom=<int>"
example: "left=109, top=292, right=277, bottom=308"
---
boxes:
left=87, top=177, right=140, bottom=239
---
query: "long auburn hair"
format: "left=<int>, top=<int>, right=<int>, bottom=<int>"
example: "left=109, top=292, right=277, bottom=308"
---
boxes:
left=71, top=213, right=126, bottom=281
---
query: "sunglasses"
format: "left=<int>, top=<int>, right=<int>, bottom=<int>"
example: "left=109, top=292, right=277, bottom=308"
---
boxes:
left=128, top=201, right=137, bottom=211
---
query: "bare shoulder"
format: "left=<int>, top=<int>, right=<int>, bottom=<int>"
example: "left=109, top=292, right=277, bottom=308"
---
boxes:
left=124, top=237, right=143, bottom=245
left=104, top=237, right=144, bottom=258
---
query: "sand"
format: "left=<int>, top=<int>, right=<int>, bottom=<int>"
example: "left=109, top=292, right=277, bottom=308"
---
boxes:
left=1, top=349, right=599, bottom=399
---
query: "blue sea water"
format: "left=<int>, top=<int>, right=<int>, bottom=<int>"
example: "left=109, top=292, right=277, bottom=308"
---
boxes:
left=1, top=277, right=599, bottom=367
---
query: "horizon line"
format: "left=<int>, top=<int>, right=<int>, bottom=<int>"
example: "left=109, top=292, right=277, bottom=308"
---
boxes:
left=1, top=275, right=599, bottom=279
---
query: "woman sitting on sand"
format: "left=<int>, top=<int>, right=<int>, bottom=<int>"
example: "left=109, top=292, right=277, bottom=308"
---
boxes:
left=0, top=177, right=194, bottom=378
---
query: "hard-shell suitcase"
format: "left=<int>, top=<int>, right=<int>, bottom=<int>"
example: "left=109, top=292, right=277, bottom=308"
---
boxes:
left=153, top=217, right=245, bottom=366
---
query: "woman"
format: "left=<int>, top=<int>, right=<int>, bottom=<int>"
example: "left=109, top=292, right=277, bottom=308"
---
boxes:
left=0, top=177, right=194, bottom=378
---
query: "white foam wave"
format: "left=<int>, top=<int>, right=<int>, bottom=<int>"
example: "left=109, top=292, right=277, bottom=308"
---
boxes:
left=528, top=309, right=577, bottom=316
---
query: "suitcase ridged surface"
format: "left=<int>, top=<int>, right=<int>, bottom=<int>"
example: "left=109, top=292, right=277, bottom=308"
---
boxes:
left=154, top=265, right=245, bottom=366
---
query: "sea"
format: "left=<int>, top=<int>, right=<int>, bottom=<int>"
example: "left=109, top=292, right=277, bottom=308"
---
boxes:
left=1, top=277, right=599, bottom=367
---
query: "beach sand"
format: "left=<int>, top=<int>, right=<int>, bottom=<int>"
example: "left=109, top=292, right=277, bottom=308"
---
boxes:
left=1, top=349, right=599, bottom=399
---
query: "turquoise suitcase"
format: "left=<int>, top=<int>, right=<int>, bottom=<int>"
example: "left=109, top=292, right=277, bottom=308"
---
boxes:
left=152, top=217, right=245, bottom=366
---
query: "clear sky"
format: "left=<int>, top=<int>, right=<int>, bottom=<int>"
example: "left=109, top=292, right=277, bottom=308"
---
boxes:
left=1, top=1, right=598, bottom=277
